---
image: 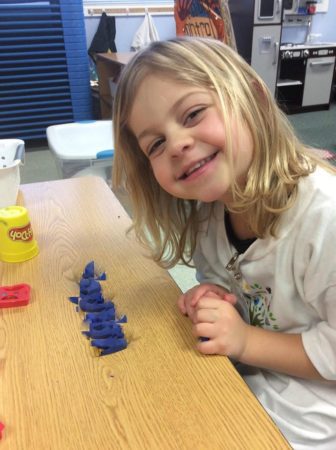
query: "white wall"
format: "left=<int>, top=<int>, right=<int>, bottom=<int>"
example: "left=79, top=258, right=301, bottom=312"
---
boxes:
left=281, top=1, right=336, bottom=44
left=85, top=14, right=175, bottom=52
left=84, top=4, right=336, bottom=52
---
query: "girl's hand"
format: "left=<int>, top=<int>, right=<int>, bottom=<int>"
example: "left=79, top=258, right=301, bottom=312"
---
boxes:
left=177, top=283, right=235, bottom=321
left=192, top=297, right=249, bottom=360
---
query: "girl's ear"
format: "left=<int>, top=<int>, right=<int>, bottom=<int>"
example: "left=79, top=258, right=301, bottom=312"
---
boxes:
left=252, top=79, right=268, bottom=103
left=252, top=79, right=272, bottom=111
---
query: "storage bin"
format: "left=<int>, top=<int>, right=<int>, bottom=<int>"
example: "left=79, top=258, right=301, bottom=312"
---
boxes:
left=46, top=120, right=114, bottom=180
left=0, top=139, right=25, bottom=208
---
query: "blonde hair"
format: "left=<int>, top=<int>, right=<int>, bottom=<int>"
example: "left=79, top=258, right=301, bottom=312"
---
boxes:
left=112, top=37, right=335, bottom=268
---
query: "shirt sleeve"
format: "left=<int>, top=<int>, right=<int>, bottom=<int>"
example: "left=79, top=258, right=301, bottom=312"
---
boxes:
left=192, top=203, right=232, bottom=290
left=193, top=242, right=231, bottom=289
left=301, top=283, right=336, bottom=380
left=301, top=217, right=336, bottom=381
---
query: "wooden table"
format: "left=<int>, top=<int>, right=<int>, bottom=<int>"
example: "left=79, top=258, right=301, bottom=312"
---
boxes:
left=96, top=52, right=134, bottom=119
left=0, top=176, right=290, bottom=449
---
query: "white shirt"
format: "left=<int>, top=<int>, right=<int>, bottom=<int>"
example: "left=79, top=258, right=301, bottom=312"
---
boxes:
left=193, top=167, right=336, bottom=449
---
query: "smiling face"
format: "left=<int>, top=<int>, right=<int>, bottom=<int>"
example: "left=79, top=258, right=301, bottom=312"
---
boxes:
left=129, top=74, right=254, bottom=204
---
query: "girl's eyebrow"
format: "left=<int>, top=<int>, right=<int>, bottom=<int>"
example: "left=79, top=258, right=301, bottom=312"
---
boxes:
left=136, top=90, right=208, bottom=142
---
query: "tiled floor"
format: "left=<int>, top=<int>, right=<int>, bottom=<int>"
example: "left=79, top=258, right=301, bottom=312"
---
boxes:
left=21, top=148, right=59, bottom=183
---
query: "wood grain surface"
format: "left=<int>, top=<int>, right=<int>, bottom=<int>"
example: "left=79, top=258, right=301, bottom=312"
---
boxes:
left=0, top=176, right=290, bottom=449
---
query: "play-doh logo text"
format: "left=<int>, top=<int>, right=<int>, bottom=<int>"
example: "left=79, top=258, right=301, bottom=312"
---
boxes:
left=9, top=224, right=33, bottom=242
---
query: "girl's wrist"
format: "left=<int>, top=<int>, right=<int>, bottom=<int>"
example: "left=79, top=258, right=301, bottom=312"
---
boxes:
left=237, top=324, right=254, bottom=363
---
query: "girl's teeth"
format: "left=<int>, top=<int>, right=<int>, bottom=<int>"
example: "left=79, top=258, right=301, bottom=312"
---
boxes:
left=186, top=155, right=212, bottom=176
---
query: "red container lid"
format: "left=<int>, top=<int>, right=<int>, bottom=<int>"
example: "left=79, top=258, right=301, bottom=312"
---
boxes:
left=0, top=283, right=30, bottom=308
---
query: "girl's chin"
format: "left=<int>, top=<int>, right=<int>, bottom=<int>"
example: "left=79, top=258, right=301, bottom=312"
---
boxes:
left=173, top=186, right=232, bottom=203
left=192, top=194, right=229, bottom=203
left=199, top=188, right=233, bottom=203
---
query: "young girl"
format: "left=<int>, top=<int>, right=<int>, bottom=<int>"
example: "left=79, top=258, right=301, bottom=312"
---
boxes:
left=112, top=37, right=336, bottom=449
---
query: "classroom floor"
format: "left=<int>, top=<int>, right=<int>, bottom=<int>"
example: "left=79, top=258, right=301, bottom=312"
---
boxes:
left=21, top=102, right=336, bottom=292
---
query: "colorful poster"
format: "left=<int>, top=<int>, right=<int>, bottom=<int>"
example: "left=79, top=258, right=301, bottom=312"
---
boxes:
left=174, top=0, right=236, bottom=49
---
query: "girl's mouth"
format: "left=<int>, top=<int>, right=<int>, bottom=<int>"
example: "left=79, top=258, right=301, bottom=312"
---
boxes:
left=179, top=151, right=218, bottom=180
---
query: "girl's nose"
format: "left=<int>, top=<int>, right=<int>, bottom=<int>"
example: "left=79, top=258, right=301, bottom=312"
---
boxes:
left=167, top=130, right=194, bottom=158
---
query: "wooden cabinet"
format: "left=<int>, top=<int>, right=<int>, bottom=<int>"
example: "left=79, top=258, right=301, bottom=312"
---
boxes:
left=96, top=52, right=134, bottom=119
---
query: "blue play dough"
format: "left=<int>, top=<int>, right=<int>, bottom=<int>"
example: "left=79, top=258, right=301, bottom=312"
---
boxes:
left=68, top=261, right=128, bottom=356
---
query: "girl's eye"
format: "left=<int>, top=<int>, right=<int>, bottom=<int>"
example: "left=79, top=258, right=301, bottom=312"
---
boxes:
left=148, top=138, right=165, bottom=156
left=185, top=107, right=205, bottom=125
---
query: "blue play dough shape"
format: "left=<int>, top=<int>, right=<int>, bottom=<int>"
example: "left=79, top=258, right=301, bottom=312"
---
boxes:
left=79, top=278, right=102, bottom=296
left=85, top=309, right=116, bottom=323
left=91, top=337, right=127, bottom=356
left=69, top=260, right=128, bottom=356
left=79, top=298, right=115, bottom=313
left=82, top=260, right=106, bottom=280
left=82, top=321, right=124, bottom=339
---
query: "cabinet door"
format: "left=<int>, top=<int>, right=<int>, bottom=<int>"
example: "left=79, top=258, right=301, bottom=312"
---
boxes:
left=254, top=0, right=282, bottom=24
left=302, top=56, right=336, bottom=106
left=251, top=25, right=281, bottom=96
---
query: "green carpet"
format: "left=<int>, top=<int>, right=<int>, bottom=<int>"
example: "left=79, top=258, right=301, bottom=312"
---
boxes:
left=289, top=102, right=336, bottom=153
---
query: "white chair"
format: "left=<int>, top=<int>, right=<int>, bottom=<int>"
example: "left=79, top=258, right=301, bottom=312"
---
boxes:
left=46, top=120, right=114, bottom=181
